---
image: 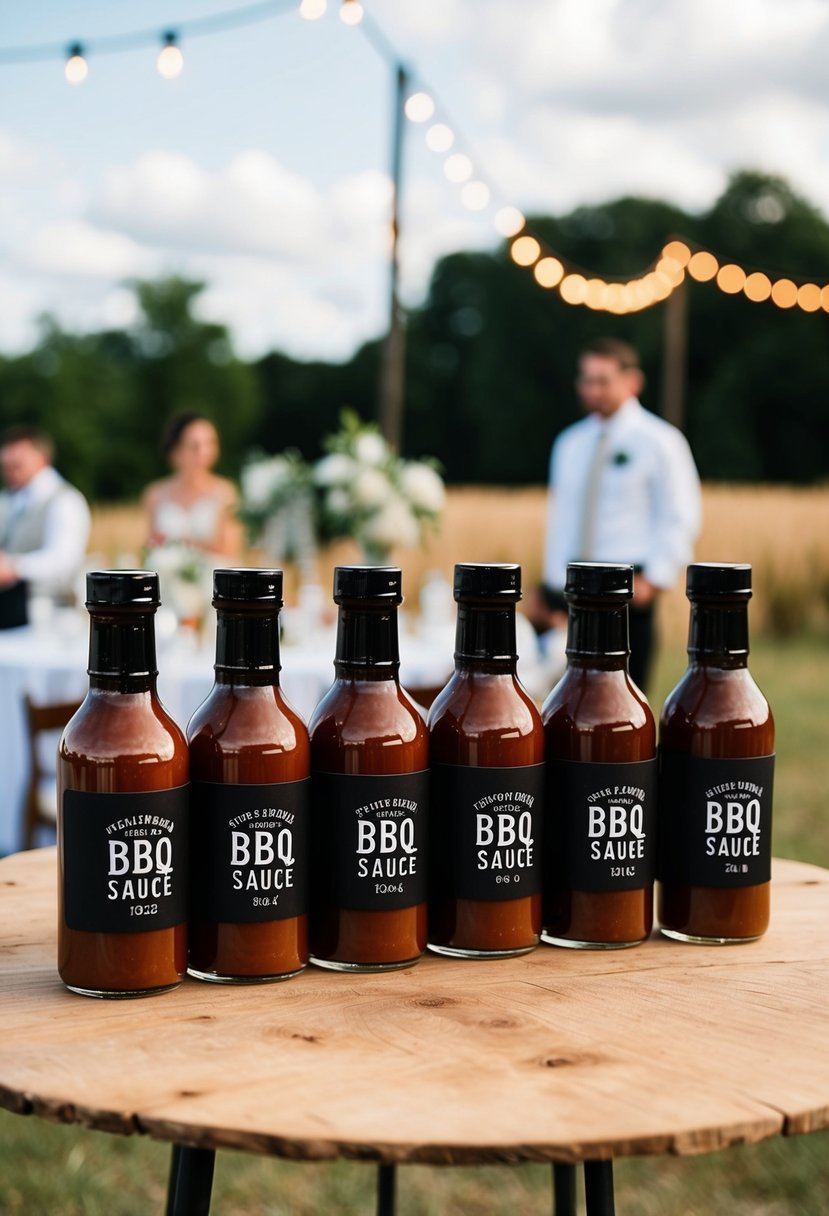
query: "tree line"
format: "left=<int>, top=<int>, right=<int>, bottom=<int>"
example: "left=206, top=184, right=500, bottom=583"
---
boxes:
left=1, top=170, right=828, bottom=501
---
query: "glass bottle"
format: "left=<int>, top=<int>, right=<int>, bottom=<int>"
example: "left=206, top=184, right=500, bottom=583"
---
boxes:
left=309, top=566, right=428, bottom=971
left=188, top=568, right=310, bottom=983
left=658, top=563, right=774, bottom=943
left=58, top=571, right=189, bottom=998
left=428, top=563, right=544, bottom=957
left=542, top=563, right=656, bottom=949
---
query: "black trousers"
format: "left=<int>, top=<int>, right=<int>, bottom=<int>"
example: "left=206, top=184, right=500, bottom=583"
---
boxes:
left=0, top=581, right=27, bottom=630
left=628, top=603, right=655, bottom=693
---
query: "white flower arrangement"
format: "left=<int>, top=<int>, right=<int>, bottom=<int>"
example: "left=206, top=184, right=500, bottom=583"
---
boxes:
left=145, top=542, right=212, bottom=626
left=239, top=412, right=445, bottom=567
left=314, top=410, right=444, bottom=563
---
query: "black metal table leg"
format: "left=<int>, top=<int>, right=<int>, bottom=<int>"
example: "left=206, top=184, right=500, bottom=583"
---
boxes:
left=165, top=1144, right=216, bottom=1216
left=377, top=1162, right=397, bottom=1216
left=584, top=1159, right=615, bottom=1216
left=552, top=1162, right=577, bottom=1215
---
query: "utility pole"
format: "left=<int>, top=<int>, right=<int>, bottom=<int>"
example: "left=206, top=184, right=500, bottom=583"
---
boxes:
left=378, top=62, right=408, bottom=451
left=660, top=278, right=688, bottom=430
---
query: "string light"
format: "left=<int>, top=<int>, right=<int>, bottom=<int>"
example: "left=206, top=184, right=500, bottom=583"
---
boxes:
left=404, top=92, right=434, bottom=123
left=64, top=43, right=88, bottom=84
left=339, top=0, right=364, bottom=25
left=744, top=272, right=772, bottom=302
left=716, top=263, right=745, bottom=294
left=494, top=206, right=524, bottom=238
left=425, top=123, right=453, bottom=153
left=821, top=286, right=829, bottom=312
left=796, top=283, right=821, bottom=312
left=771, top=278, right=797, bottom=308
left=461, top=181, right=489, bottom=211
left=687, top=251, right=718, bottom=282
left=661, top=240, right=691, bottom=267
left=510, top=236, right=540, bottom=267
left=157, top=32, right=183, bottom=79
left=299, top=0, right=327, bottom=18
left=443, top=152, right=472, bottom=183
left=560, top=273, right=588, bottom=305
left=533, top=257, right=563, bottom=288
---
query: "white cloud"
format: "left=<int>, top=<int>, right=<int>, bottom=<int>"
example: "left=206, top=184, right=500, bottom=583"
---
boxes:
left=21, top=219, right=153, bottom=280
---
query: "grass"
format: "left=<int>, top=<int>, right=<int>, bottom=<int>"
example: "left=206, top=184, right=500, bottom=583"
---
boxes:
left=2, top=633, right=828, bottom=1214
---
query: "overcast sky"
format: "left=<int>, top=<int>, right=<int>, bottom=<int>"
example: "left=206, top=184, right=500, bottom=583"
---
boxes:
left=2, top=0, right=829, bottom=361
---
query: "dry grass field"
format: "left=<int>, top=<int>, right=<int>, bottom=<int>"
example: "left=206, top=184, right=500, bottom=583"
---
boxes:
left=91, top=483, right=829, bottom=646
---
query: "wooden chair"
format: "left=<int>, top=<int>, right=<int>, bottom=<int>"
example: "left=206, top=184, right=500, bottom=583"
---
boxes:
left=22, top=696, right=81, bottom=850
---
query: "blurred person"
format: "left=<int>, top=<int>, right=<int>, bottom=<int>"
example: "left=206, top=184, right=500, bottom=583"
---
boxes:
left=143, top=411, right=242, bottom=559
left=0, top=425, right=91, bottom=629
left=532, top=338, right=701, bottom=691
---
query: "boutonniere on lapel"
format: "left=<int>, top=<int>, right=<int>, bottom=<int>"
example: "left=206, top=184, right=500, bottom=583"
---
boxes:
left=611, top=451, right=631, bottom=466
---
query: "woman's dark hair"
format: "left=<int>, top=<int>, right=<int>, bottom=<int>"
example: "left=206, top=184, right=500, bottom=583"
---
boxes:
left=161, top=411, right=211, bottom=459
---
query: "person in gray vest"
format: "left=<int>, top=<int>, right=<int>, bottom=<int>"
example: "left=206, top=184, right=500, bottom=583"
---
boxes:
left=0, top=426, right=91, bottom=629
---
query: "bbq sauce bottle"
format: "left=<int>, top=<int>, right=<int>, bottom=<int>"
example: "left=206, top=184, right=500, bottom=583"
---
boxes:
left=658, top=564, right=774, bottom=943
left=428, top=563, right=544, bottom=958
left=187, top=569, right=310, bottom=983
left=57, top=571, right=189, bottom=998
left=309, top=567, right=428, bottom=971
left=542, top=563, right=657, bottom=949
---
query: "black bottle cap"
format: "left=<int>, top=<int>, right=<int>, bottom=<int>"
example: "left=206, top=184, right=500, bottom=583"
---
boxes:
left=333, top=566, right=403, bottom=604
left=687, top=563, right=752, bottom=598
left=565, top=562, right=633, bottom=602
left=454, top=563, right=521, bottom=601
left=213, top=568, right=283, bottom=607
left=86, top=570, right=159, bottom=610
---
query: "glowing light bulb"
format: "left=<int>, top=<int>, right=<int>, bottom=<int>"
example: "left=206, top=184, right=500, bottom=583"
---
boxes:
left=461, top=180, right=489, bottom=211
left=661, top=240, right=691, bottom=267
left=744, top=272, right=772, bottom=303
left=656, top=256, right=685, bottom=287
left=559, top=273, right=587, bottom=305
left=404, top=92, right=434, bottom=123
left=443, top=153, right=472, bottom=183
left=494, top=206, right=525, bottom=237
left=796, top=283, right=821, bottom=312
left=340, top=0, right=364, bottom=24
left=299, top=0, right=326, bottom=19
left=585, top=279, right=609, bottom=311
left=716, top=264, right=745, bottom=294
left=821, top=285, right=829, bottom=313
left=770, top=278, right=797, bottom=308
left=687, top=251, right=718, bottom=282
left=510, top=236, right=540, bottom=267
left=533, top=257, right=563, bottom=288
left=65, top=44, right=88, bottom=85
left=157, top=33, right=183, bottom=80
left=425, top=123, right=453, bottom=153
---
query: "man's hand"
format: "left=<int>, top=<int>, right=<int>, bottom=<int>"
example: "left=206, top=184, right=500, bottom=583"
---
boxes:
left=0, top=553, right=19, bottom=587
left=633, top=575, right=659, bottom=607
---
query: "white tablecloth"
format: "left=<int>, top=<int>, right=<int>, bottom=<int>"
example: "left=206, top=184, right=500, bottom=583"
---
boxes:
left=0, top=618, right=457, bottom=856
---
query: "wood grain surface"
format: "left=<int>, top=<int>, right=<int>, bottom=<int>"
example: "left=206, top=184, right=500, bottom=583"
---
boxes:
left=1, top=848, right=828, bottom=1165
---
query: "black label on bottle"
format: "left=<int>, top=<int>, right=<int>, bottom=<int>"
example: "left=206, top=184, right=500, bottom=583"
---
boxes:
left=657, top=752, right=774, bottom=888
left=312, top=770, right=428, bottom=911
left=546, top=758, right=658, bottom=892
left=430, top=763, right=544, bottom=902
left=62, top=786, right=189, bottom=933
left=189, top=779, right=309, bottom=924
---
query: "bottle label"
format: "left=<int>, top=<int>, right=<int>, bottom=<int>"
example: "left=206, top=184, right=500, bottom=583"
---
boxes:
left=190, top=779, right=310, bottom=924
left=312, top=770, right=429, bottom=911
left=430, top=763, right=545, bottom=902
left=657, top=752, right=774, bottom=888
left=62, top=786, right=189, bottom=933
left=546, top=758, right=658, bottom=892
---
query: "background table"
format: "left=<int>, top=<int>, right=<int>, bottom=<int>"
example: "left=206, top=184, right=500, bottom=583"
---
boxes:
left=2, top=850, right=829, bottom=1213
left=0, top=619, right=457, bottom=856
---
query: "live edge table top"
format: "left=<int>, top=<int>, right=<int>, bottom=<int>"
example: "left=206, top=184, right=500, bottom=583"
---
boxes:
left=1, top=848, right=828, bottom=1167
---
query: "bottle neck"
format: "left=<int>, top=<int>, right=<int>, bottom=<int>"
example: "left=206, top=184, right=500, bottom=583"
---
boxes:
left=454, top=602, right=517, bottom=673
left=214, top=609, right=281, bottom=686
left=88, top=610, right=158, bottom=693
left=566, top=602, right=629, bottom=671
left=688, top=599, right=749, bottom=668
left=334, top=604, right=400, bottom=676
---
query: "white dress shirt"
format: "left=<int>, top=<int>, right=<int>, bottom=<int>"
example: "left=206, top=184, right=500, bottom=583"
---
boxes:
left=543, top=398, right=701, bottom=591
left=3, top=466, right=91, bottom=591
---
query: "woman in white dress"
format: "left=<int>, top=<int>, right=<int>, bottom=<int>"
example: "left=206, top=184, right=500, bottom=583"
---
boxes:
left=143, top=413, right=242, bottom=559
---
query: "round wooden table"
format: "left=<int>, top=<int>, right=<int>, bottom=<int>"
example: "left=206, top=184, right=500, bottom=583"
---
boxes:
left=2, top=849, right=829, bottom=1215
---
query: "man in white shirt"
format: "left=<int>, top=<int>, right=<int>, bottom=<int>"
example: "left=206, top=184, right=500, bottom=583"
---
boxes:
left=536, top=338, right=701, bottom=690
left=0, top=426, right=91, bottom=628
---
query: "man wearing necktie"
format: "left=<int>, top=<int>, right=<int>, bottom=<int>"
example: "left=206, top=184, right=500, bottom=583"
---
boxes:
left=0, top=426, right=91, bottom=629
left=536, top=338, right=701, bottom=691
